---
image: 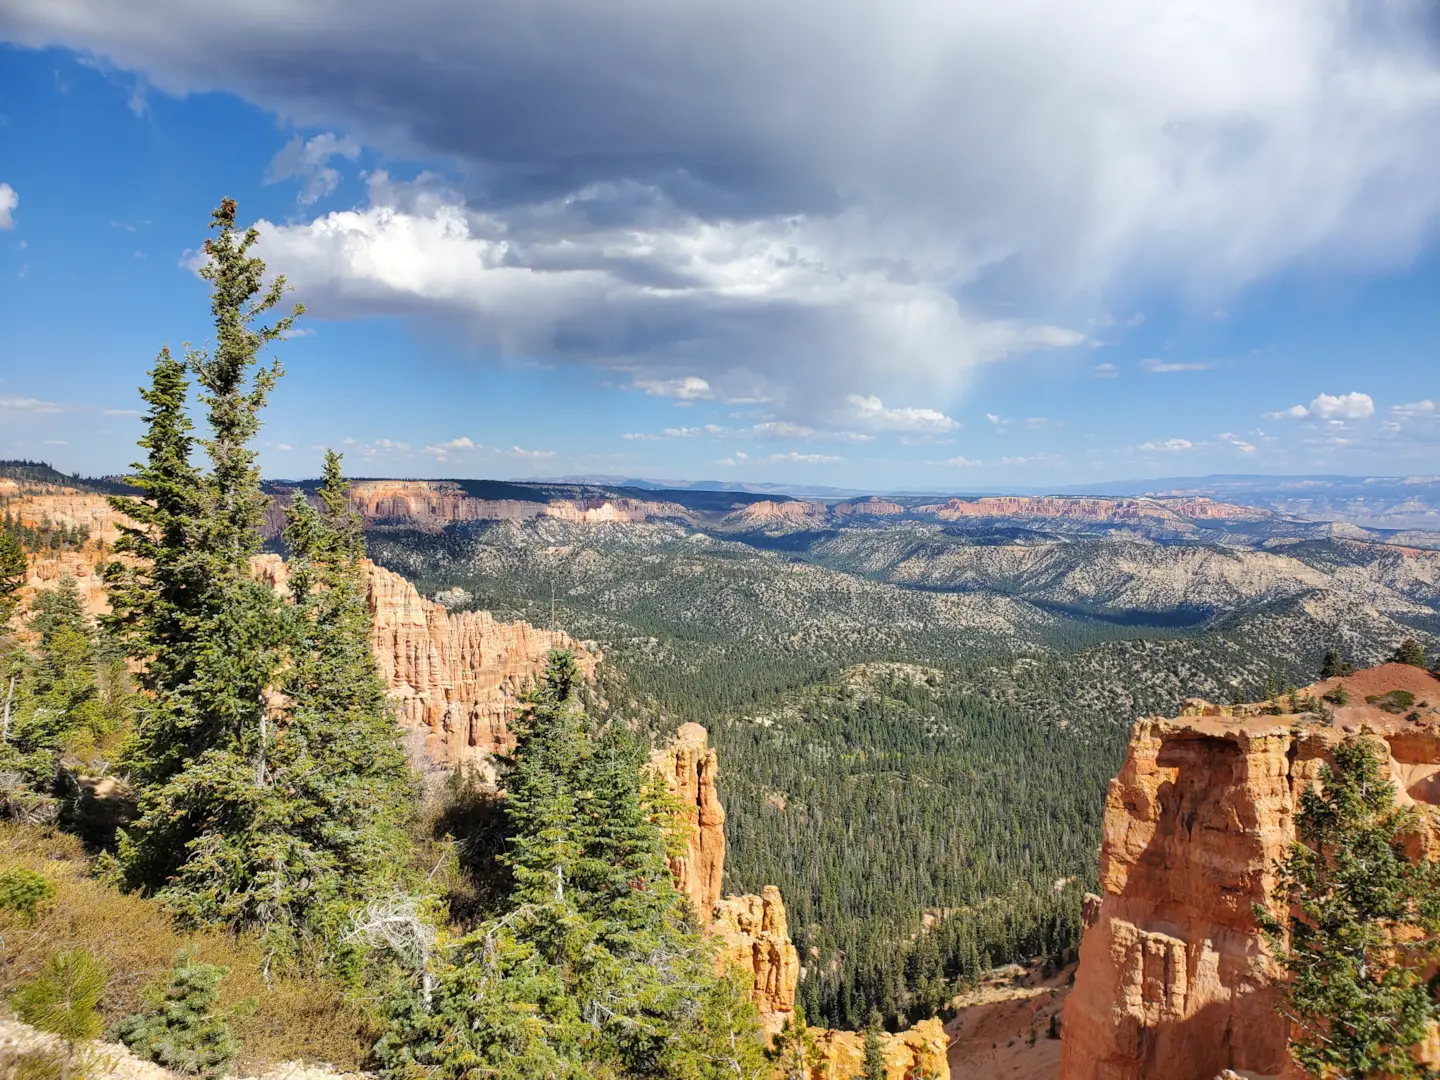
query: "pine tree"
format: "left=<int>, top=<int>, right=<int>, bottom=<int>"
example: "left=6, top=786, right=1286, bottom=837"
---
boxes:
left=13, top=949, right=107, bottom=1080
left=862, top=1012, right=887, bottom=1080
left=0, top=522, right=25, bottom=625
left=113, top=950, right=239, bottom=1078
left=769, top=1006, right=823, bottom=1080
left=117, top=201, right=298, bottom=899
left=1392, top=638, right=1426, bottom=669
left=1320, top=647, right=1342, bottom=680
left=0, top=579, right=108, bottom=798
left=1256, top=736, right=1440, bottom=1079
left=378, top=650, right=765, bottom=1080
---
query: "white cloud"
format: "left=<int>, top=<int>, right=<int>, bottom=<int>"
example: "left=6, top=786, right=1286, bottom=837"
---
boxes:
left=1309, top=392, right=1375, bottom=420
left=264, top=132, right=361, bottom=205
left=844, top=394, right=958, bottom=433
left=1217, top=431, right=1256, bottom=453
left=507, top=446, right=555, bottom=459
left=766, top=451, right=842, bottom=465
left=714, top=449, right=840, bottom=466
left=1091, top=362, right=1118, bottom=379
left=1264, top=404, right=1312, bottom=419
left=43, top=439, right=66, bottom=446
left=634, top=376, right=714, bottom=400
left=1138, top=438, right=1195, bottom=452
left=0, top=184, right=15, bottom=229
left=1270, top=391, right=1376, bottom=422
left=102, top=408, right=140, bottom=416
left=1391, top=399, right=1436, bottom=418
left=1140, top=358, right=1212, bottom=373
left=0, top=395, right=63, bottom=413
left=944, top=455, right=981, bottom=467
left=421, top=436, right=478, bottom=460
left=13, top=1, right=1440, bottom=423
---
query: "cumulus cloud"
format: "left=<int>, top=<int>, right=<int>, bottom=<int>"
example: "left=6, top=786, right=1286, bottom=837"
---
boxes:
left=0, top=183, right=15, bottom=229
left=12, top=2, right=1440, bottom=421
left=1309, top=392, right=1376, bottom=420
left=1138, top=438, right=1195, bottom=452
left=846, top=394, right=959, bottom=433
left=265, top=132, right=361, bottom=205
left=634, top=376, right=714, bottom=401
left=1268, top=391, right=1376, bottom=421
left=1264, top=404, right=1312, bottom=420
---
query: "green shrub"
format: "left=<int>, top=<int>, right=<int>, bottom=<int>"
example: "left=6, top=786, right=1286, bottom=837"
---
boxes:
left=0, top=866, right=56, bottom=922
left=12, top=949, right=107, bottom=1080
left=113, top=950, right=238, bottom=1078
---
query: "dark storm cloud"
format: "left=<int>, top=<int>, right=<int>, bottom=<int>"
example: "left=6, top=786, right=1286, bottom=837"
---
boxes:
left=7, top=0, right=1440, bottom=425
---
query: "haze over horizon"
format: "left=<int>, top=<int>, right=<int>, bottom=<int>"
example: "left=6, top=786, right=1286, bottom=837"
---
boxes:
left=2, top=2, right=1438, bottom=488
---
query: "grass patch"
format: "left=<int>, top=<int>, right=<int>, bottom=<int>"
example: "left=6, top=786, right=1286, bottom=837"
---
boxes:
left=0, top=824, right=376, bottom=1072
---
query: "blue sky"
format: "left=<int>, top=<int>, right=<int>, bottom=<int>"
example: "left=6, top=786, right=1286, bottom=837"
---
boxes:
left=1, top=3, right=1438, bottom=492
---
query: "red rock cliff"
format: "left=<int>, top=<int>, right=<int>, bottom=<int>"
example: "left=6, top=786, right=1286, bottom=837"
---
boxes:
left=650, top=722, right=728, bottom=922
left=1059, top=666, right=1440, bottom=1080
left=364, top=561, right=595, bottom=775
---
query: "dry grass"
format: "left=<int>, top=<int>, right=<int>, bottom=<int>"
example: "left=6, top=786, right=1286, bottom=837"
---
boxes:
left=0, top=825, right=377, bottom=1073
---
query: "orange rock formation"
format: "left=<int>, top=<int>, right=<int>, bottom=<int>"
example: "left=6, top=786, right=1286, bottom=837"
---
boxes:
left=649, top=722, right=728, bottom=922
left=1059, top=666, right=1440, bottom=1080
left=808, top=1018, right=950, bottom=1080
left=711, top=887, right=800, bottom=1033
left=364, top=561, right=595, bottom=775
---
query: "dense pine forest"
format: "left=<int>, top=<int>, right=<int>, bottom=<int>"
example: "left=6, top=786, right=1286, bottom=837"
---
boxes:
left=364, top=512, right=1389, bottom=1030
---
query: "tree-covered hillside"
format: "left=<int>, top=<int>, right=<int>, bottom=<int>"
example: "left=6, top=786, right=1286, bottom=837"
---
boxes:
left=364, top=511, right=1438, bottom=1027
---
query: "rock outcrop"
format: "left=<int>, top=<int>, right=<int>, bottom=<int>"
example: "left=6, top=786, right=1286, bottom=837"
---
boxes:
left=650, top=722, right=728, bottom=922
left=364, top=561, right=595, bottom=775
left=711, top=887, right=800, bottom=1033
left=1059, top=666, right=1440, bottom=1080
left=808, top=1018, right=949, bottom=1080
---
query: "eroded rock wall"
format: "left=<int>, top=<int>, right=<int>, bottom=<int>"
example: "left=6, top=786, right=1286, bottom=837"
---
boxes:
left=712, top=886, right=799, bottom=1033
left=650, top=721, right=727, bottom=922
left=1059, top=676, right=1440, bottom=1080
left=364, top=561, right=595, bottom=775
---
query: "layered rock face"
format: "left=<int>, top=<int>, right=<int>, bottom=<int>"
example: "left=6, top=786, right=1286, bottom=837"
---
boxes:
left=364, top=561, right=595, bottom=775
left=263, top=480, right=682, bottom=535
left=649, top=722, right=727, bottom=921
left=711, top=887, right=799, bottom=1032
left=1059, top=668, right=1440, bottom=1080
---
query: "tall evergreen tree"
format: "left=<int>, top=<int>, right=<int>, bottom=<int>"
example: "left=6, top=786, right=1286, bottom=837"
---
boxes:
left=378, top=650, right=766, bottom=1080
left=1257, top=736, right=1440, bottom=1079
left=99, top=202, right=406, bottom=945
left=861, top=1013, right=887, bottom=1080
left=105, top=346, right=204, bottom=708
left=116, top=200, right=298, bottom=912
